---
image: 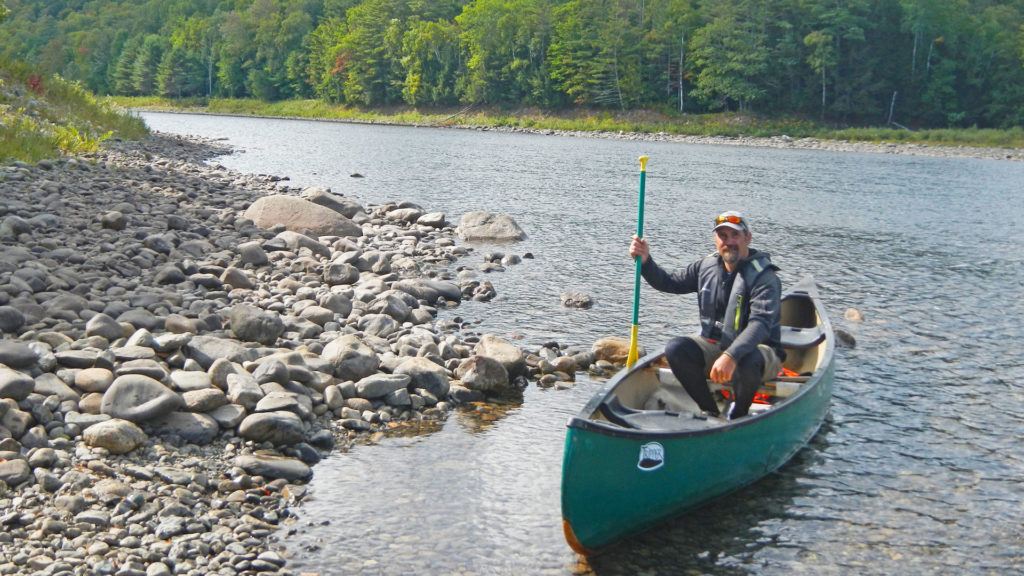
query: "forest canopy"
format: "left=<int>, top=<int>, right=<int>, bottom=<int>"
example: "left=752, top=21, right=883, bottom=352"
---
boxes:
left=1, top=0, right=1023, bottom=128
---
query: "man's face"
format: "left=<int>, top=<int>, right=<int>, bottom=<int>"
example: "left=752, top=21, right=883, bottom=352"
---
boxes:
left=714, top=227, right=751, bottom=268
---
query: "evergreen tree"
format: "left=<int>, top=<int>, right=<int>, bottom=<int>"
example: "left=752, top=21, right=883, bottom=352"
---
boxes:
left=132, top=34, right=166, bottom=95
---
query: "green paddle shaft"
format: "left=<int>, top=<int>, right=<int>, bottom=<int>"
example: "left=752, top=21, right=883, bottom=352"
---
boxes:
left=627, top=156, right=649, bottom=367
left=631, top=158, right=648, bottom=326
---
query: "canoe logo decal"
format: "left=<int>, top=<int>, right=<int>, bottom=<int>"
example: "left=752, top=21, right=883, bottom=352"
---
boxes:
left=637, top=442, right=665, bottom=472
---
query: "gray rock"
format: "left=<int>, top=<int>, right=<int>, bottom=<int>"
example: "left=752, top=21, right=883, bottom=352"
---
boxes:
left=0, top=342, right=37, bottom=368
left=394, top=356, right=450, bottom=398
left=226, top=372, right=264, bottom=410
left=238, top=240, right=269, bottom=266
left=475, top=334, right=527, bottom=378
left=164, top=314, right=198, bottom=334
left=115, top=358, right=169, bottom=381
left=457, top=211, right=527, bottom=241
left=84, top=313, right=123, bottom=341
left=33, top=373, right=80, bottom=402
left=83, top=419, right=147, bottom=454
left=228, top=304, right=285, bottom=345
left=355, top=373, right=410, bottom=399
left=237, top=411, right=305, bottom=445
left=320, top=292, right=353, bottom=316
left=208, top=404, right=246, bottom=428
left=181, top=388, right=228, bottom=412
left=0, top=368, right=34, bottom=401
left=185, top=335, right=249, bottom=369
left=300, top=186, right=365, bottom=218
left=64, top=411, right=111, bottom=430
left=273, top=230, right=331, bottom=258
left=417, top=212, right=446, bottom=228
left=55, top=349, right=99, bottom=368
left=321, top=334, right=380, bottom=381
left=234, top=454, right=312, bottom=482
left=100, top=211, right=126, bottom=230
left=367, top=294, right=411, bottom=322
left=255, top=391, right=302, bottom=414
left=324, top=262, right=359, bottom=285
left=391, top=279, right=462, bottom=303
left=169, top=370, right=212, bottom=392
left=456, top=355, right=510, bottom=394
left=244, top=194, right=362, bottom=237
left=0, top=306, right=25, bottom=333
left=100, top=374, right=184, bottom=423
left=299, top=305, right=336, bottom=326
left=1, top=405, right=31, bottom=438
left=357, top=313, right=399, bottom=338
left=221, top=266, right=255, bottom=290
left=146, top=412, right=219, bottom=445
left=560, top=291, right=594, bottom=309
left=74, top=368, right=114, bottom=393
left=0, top=459, right=31, bottom=486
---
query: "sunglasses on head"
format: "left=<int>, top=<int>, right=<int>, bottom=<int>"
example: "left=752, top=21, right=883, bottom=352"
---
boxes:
left=714, top=214, right=745, bottom=226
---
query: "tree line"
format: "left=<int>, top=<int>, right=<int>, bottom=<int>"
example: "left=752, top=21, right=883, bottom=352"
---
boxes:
left=2, top=0, right=1023, bottom=128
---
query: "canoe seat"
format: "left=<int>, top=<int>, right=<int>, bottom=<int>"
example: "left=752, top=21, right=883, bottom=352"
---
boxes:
left=599, top=397, right=717, bottom=432
left=779, top=324, right=825, bottom=350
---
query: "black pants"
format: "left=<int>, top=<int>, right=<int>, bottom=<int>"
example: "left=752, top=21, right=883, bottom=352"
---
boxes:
left=664, top=336, right=765, bottom=418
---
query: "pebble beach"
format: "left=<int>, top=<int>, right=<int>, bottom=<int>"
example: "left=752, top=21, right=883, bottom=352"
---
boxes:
left=0, top=133, right=606, bottom=576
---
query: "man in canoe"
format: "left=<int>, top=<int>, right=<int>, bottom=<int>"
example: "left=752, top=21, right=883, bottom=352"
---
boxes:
left=628, top=211, right=784, bottom=419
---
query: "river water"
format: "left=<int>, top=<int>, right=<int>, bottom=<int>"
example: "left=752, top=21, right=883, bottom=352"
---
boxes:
left=141, top=112, right=1024, bottom=575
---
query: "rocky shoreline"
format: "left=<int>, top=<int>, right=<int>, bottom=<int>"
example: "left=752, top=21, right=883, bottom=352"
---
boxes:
left=0, top=134, right=615, bottom=575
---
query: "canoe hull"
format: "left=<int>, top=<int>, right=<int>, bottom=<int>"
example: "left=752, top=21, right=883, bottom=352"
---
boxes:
left=562, top=360, right=833, bottom=553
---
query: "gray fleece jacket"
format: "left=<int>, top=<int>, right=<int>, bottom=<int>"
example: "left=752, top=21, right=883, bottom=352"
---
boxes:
left=640, top=248, right=784, bottom=361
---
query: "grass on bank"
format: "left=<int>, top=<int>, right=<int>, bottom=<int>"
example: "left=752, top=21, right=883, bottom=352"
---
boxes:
left=112, top=96, right=1024, bottom=149
left=0, top=60, right=149, bottom=164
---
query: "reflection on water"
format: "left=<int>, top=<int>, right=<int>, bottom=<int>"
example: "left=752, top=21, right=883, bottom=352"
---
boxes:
left=141, top=112, right=1024, bottom=575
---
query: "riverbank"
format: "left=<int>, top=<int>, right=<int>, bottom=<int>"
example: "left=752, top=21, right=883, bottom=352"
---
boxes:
left=0, top=133, right=601, bottom=575
left=113, top=97, right=1024, bottom=162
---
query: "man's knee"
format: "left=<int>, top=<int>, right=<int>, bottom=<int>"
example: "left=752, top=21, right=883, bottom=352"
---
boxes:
left=665, top=337, right=703, bottom=364
left=735, top=349, right=766, bottom=383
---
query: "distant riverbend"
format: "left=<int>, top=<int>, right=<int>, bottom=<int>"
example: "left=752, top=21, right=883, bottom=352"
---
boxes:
left=122, top=102, right=1024, bottom=162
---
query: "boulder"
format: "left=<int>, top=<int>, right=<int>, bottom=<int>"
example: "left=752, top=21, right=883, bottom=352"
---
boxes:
left=455, top=356, right=510, bottom=394
left=243, top=194, right=362, bottom=237
left=394, top=357, right=450, bottom=398
left=457, top=211, right=526, bottom=241
left=100, top=375, right=183, bottom=423
left=321, top=335, right=380, bottom=381
left=474, top=334, right=527, bottom=378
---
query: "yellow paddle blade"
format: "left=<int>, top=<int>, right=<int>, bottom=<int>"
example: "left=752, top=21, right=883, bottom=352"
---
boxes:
left=626, top=324, right=639, bottom=368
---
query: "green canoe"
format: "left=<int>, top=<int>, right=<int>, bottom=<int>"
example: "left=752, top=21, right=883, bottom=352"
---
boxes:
left=561, top=276, right=835, bottom=554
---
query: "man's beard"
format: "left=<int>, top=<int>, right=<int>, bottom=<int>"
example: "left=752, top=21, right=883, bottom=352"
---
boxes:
left=720, top=247, right=739, bottom=265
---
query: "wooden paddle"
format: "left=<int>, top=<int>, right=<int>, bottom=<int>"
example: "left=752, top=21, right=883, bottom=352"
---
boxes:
left=626, top=155, right=649, bottom=368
